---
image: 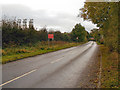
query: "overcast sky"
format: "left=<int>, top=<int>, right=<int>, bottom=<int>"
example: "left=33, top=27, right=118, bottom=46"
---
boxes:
left=1, top=0, right=98, bottom=33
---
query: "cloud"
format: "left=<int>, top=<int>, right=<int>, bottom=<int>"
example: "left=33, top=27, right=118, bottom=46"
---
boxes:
left=2, top=4, right=98, bottom=33
left=81, top=20, right=99, bottom=32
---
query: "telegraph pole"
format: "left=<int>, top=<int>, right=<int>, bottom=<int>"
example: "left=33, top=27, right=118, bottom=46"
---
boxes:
left=23, top=19, right=27, bottom=29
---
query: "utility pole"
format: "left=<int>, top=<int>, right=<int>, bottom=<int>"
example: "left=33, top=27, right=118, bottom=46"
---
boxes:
left=29, top=19, right=34, bottom=29
left=23, top=19, right=27, bottom=29
left=17, top=19, right=21, bottom=29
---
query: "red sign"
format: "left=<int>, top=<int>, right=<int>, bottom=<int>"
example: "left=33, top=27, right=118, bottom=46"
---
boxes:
left=48, top=34, right=54, bottom=39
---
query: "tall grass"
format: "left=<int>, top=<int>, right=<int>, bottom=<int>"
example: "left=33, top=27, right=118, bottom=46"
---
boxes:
left=99, top=45, right=119, bottom=88
left=2, top=41, right=82, bottom=64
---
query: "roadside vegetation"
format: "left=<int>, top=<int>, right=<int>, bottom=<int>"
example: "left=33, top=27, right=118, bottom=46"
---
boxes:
left=99, top=45, right=118, bottom=88
left=80, top=2, right=119, bottom=88
left=2, top=41, right=83, bottom=64
left=1, top=1, right=119, bottom=88
left=2, top=17, right=89, bottom=64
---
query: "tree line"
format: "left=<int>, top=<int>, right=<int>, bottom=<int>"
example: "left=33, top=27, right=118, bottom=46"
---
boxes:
left=2, top=18, right=89, bottom=48
left=80, top=2, right=119, bottom=51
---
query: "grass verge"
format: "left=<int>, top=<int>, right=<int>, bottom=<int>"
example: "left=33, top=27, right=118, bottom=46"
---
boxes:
left=99, top=45, right=119, bottom=88
left=2, top=41, right=84, bottom=64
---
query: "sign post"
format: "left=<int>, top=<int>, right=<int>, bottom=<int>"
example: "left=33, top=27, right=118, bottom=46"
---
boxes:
left=76, top=37, right=78, bottom=43
left=48, top=34, right=54, bottom=48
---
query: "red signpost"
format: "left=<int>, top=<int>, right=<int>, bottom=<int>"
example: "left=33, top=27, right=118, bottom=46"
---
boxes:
left=48, top=34, right=54, bottom=39
left=48, top=34, right=54, bottom=48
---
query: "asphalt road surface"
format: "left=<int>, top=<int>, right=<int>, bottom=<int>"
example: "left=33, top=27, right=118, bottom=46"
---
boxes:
left=2, top=41, right=99, bottom=88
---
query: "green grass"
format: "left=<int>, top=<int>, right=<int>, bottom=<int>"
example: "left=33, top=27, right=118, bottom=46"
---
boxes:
left=99, top=45, right=119, bottom=88
left=2, top=41, right=84, bottom=64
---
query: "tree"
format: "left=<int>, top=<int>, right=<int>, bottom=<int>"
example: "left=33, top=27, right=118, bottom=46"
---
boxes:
left=54, top=31, right=63, bottom=41
left=38, top=28, right=48, bottom=41
left=63, top=32, right=71, bottom=42
left=80, top=2, right=118, bottom=51
left=71, top=23, right=88, bottom=42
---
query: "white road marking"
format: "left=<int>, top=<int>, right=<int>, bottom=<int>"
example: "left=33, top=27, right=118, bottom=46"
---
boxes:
left=51, top=57, right=63, bottom=64
left=72, top=52, right=77, bottom=55
left=0, top=69, right=37, bottom=87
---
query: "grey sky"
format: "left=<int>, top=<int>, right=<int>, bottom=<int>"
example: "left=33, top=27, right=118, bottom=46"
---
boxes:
left=1, top=0, right=98, bottom=33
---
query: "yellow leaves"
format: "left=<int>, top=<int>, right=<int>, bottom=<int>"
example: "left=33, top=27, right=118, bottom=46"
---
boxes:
left=94, top=79, right=98, bottom=83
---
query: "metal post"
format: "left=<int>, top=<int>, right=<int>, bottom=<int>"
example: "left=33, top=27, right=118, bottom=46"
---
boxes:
left=48, top=38, right=49, bottom=49
left=52, top=38, right=54, bottom=49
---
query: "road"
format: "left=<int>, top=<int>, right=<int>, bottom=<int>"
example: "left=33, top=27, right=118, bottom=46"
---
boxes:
left=2, top=41, right=99, bottom=88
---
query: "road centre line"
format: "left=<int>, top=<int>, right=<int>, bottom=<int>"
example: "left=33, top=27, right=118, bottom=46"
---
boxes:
left=51, top=57, right=63, bottom=64
left=1, top=53, right=70, bottom=87
left=51, top=50, right=79, bottom=64
left=0, top=43, right=92, bottom=87
left=0, top=69, right=37, bottom=87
